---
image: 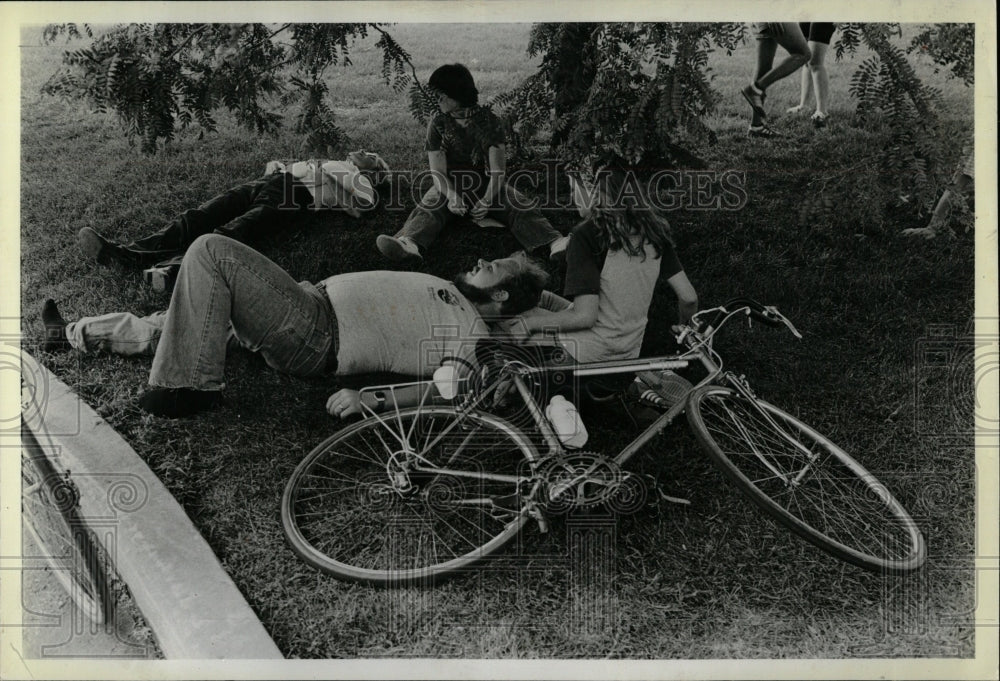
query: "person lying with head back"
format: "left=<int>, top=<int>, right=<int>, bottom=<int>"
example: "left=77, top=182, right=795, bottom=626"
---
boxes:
left=42, top=234, right=549, bottom=418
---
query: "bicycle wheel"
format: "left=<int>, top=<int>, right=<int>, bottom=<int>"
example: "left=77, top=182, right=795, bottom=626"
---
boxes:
left=282, top=406, right=540, bottom=585
left=21, top=426, right=107, bottom=625
left=686, top=385, right=926, bottom=573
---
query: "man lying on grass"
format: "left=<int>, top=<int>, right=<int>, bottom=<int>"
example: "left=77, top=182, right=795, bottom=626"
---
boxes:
left=77, top=150, right=390, bottom=294
left=41, top=234, right=549, bottom=418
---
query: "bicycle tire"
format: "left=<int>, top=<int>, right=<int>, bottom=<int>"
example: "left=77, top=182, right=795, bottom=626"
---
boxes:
left=686, top=385, right=926, bottom=574
left=21, top=426, right=107, bottom=625
left=282, top=406, right=540, bottom=585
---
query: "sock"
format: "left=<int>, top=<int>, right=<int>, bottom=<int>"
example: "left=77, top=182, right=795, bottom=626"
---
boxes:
left=40, top=299, right=69, bottom=352
left=139, top=387, right=223, bottom=418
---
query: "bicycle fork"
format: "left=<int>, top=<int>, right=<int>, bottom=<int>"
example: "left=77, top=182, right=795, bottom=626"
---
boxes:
left=724, top=376, right=820, bottom=486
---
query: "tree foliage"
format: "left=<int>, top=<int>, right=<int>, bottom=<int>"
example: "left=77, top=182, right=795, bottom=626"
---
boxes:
left=908, top=23, right=975, bottom=87
left=491, top=23, right=747, bottom=169
left=41, top=23, right=419, bottom=153
left=824, top=22, right=973, bottom=220
left=41, top=21, right=974, bottom=224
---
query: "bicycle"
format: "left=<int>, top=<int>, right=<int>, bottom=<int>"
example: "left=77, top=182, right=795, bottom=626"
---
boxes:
left=281, top=299, right=927, bottom=585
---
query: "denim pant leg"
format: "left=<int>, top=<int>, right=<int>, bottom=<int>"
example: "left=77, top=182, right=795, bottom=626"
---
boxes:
left=123, top=179, right=259, bottom=260
left=394, top=187, right=455, bottom=250
left=212, top=172, right=312, bottom=244
left=66, top=311, right=167, bottom=356
left=123, top=174, right=308, bottom=261
left=148, top=234, right=334, bottom=390
left=494, top=183, right=562, bottom=251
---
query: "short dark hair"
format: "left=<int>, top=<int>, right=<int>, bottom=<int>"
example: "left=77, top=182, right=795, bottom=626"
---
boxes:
left=497, top=251, right=549, bottom=316
left=428, top=63, right=479, bottom=108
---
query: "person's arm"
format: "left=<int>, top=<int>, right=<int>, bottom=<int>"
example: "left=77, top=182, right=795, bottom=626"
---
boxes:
left=326, top=383, right=427, bottom=419
left=427, top=150, right=466, bottom=215
left=470, top=145, right=506, bottom=219
left=666, top=270, right=698, bottom=323
left=519, top=293, right=599, bottom=334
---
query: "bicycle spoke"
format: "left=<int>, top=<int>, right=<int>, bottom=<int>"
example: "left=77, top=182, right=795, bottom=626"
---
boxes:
left=689, top=387, right=924, bottom=571
left=283, top=407, right=535, bottom=582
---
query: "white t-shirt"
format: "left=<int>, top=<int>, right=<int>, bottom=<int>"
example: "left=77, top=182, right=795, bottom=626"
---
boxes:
left=265, top=159, right=376, bottom=217
left=319, top=271, right=489, bottom=376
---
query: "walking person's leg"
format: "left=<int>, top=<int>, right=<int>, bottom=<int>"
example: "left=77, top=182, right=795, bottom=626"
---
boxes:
left=788, top=24, right=813, bottom=115
left=143, top=234, right=335, bottom=416
left=755, top=23, right=810, bottom=92
left=807, top=40, right=831, bottom=123
left=742, top=23, right=810, bottom=133
left=803, top=23, right=835, bottom=125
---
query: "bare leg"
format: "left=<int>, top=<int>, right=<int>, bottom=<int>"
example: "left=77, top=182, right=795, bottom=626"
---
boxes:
left=755, top=24, right=810, bottom=91
left=808, top=41, right=831, bottom=118
left=744, top=23, right=810, bottom=127
left=788, top=67, right=811, bottom=113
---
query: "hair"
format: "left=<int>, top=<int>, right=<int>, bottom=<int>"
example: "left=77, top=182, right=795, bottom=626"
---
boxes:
left=428, top=63, right=479, bottom=108
left=453, top=252, right=550, bottom=317
left=497, top=251, right=550, bottom=316
left=364, top=153, right=392, bottom=188
left=572, top=156, right=674, bottom=259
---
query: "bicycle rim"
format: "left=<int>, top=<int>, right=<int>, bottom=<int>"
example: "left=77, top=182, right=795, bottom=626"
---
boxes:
left=687, top=385, right=926, bottom=573
left=21, top=436, right=107, bottom=625
left=282, top=407, right=539, bottom=585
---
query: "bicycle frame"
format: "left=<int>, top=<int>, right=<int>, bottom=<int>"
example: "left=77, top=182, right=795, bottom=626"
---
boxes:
left=355, top=302, right=802, bottom=487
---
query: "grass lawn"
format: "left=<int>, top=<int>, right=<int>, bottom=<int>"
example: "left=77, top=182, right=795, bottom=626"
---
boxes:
left=19, top=23, right=978, bottom=658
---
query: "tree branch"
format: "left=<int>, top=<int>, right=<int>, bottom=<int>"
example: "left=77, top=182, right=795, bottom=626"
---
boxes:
left=164, top=25, right=209, bottom=62
left=370, top=24, right=429, bottom=98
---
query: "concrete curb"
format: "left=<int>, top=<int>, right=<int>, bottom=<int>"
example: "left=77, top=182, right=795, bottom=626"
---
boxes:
left=22, top=353, right=283, bottom=659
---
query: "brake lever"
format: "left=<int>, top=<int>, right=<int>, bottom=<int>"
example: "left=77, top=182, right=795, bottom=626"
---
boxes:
left=764, top=306, right=803, bottom=339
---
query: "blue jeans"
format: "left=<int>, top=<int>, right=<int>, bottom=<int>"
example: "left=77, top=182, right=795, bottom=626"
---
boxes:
left=67, top=235, right=337, bottom=390
left=395, top=182, right=561, bottom=252
left=150, top=234, right=336, bottom=390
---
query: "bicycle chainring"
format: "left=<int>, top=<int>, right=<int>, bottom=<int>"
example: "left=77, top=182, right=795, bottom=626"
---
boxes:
left=536, top=452, right=625, bottom=513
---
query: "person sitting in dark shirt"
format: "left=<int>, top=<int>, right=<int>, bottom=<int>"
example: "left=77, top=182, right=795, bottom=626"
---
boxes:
left=376, top=63, right=567, bottom=262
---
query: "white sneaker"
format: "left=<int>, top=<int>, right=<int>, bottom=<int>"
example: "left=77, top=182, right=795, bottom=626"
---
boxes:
left=376, top=235, right=422, bottom=261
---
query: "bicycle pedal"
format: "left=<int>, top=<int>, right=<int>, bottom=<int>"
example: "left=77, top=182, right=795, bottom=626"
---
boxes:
left=642, top=473, right=691, bottom=506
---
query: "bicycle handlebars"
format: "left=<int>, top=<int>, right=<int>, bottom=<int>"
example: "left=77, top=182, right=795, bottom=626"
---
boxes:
left=685, top=298, right=802, bottom=344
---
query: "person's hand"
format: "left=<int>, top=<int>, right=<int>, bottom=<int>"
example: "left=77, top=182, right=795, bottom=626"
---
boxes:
left=447, top=194, right=467, bottom=216
left=326, top=389, right=364, bottom=419
left=469, top=200, right=489, bottom=220
left=767, top=22, right=786, bottom=36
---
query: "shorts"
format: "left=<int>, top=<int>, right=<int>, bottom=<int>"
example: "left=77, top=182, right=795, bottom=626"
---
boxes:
left=799, top=22, right=836, bottom=45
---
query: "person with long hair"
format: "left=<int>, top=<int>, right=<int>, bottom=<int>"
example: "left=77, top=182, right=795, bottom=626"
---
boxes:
left=504, top=159, right=698, bottom=365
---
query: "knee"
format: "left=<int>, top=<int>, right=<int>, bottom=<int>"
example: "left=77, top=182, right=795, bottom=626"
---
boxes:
left=187, top=233, right=240, bottom=268
left=807, top=55, right=826, bottom=71
left=188, top=233, right=221, bottom=258
left=794, top=48, right=812, bottom=67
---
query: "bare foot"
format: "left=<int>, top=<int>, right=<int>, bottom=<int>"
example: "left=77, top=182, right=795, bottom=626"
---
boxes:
left=786, top=104, right=806, bottom=114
